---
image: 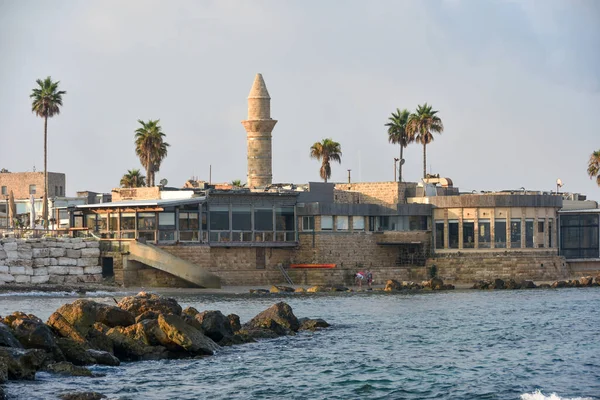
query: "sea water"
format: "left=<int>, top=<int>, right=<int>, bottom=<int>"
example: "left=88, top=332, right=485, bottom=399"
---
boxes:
left=1, top=288, right=599, bottom=400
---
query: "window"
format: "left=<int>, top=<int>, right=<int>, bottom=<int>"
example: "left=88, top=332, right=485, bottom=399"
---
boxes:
left=478, top=219, right=491, bottom=248
left=137, top=212, right=156, bottom=231
left=60, top=186, right=63, bottom=196
left=537, top=220, right=545, bottom=248
left=121, top=213, right=135, bottom=231
left=158, top=212, right=175, bottom=228
left=368, top=216, right=376, bottom=232
left=321, top=215, right=333, bottom=230
left=179, top=211, right=199, bottom=241
left=275, top=207, right=295, bottom=231
left=435, top=221, right=445, bottom=249
left=232, top=206, right=251, bottom=231
left=560, top=214, right=599, bottom=258
left=209, top=206, right=229, bottom=231
left=495, top=219, right=506, bottom=248
left=448, top=220, right=459, bottom=249
left=378, top=216, right=390, bottom=231
left=85, top=214, right=97, bottom=232
left=463, top=221, right=475, bottom=248
left=302, top=216, right=315, bottom=231
left=409, top=216, right=428, bottom=231
left=548, top=218, right=553, bottom=248
left=1, top=186, right=6, bottom=195
left=510, top=219, right=521, bottom=248
left=254, top=208, right=273, bottom=231
left=29, top=184, right=36, bottom=195
left=353, top=216, right=364, bottom=231
left=336, top=216, right=349, bottom=230
left=55, top=186, right=58, bottom=196
left=525, top=219, right=534, bottom=248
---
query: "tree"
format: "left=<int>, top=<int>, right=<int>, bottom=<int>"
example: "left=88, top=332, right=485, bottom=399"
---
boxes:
left=385, top=108, right=413, bottom=182
left=30, top=76, right=66, bottom=228
left=120, top=169, right=146, bottom=188
left=406, top=103, right=444, bottom=179
left=231, top=180, right=242, bottom=187
left=587, top=150, right=600, bottom=186
left=310, top=138, right=342, bottom=183
left=134, top=119, right=169, bottom=187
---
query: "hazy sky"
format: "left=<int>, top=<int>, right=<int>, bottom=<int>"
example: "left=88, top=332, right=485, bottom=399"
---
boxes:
left=1, top=0, right=599, bottom=199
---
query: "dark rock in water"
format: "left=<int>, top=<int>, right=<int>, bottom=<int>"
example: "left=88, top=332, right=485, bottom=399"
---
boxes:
left=538, top=283, right=552, bottom=289
left=270, top=285, right=294, bottom=293
left=0, top=322, right=22, bottom=348
left=249, top=289, right=269, bottom=294
left=188, top=311, right=234, bottom=343
left=520, top=280, right=536, bottom=289
left=492, top=279, right=505, bottom=290
left=579, top=276, right=594, bottom=286
left=329, top=285, right=348, bottom=292
left=504, top=279, right=521, bottom=290
left=157, top=314, right=220, bottom=355
left=472, top=280, right=491, bottom=290
left=86, top=323, right=114, bottom=354
left=298, top=318, right=330, bottom=331
left=442, top=284, right=455, bottom=290
left=56, top=337, right=95, bottom=366
left=429, top=278, right=445, bottom=290
left=54, top=300, right=135, bottom=337
left=59, top=392, right=106, bottom=400
left=567, top=280, right=580, bottom=287
left=134, top=311, right=160, bottom=324
left=85, top=349, right=119, bottom=366
left=118, top=292, right=182, bottom=318
left=552, top=281, right=567, bottom=288
left=0, top=355, right=7, bottom=382
left=0, top=347, right=46, bottom=380
left=3, top=312, right=64, bottom=362
left=237, top=327, right=283, bottom=340
left=47, top=312, right=88, bottom=344
left=228, top=314, right=241, bottom=333
left=244, top=302, right=300, bottom=335
left=44, top=361, right=93, bottom=377
left=104, top=324, right=168, bottom=361
left=384, top=280, right=402, bottom=292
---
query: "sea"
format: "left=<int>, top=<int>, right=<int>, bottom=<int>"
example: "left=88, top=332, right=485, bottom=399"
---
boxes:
left=1, top=287, right=599, bottom=400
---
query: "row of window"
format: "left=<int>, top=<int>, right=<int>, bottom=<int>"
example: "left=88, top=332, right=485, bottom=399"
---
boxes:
left=0, top=185, right=64, bottom=196
left=301, top=215, right=429, bottom=232
left=560, top=214, right=599, bottom=259
left=435, top=218, right=554, bottom=249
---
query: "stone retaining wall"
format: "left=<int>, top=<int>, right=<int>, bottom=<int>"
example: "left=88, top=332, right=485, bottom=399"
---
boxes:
left=0, top=238, right=102, bottom=284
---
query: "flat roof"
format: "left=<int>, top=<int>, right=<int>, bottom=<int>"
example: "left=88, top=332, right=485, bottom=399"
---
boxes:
left=76, top=196, right=206, bottom=209
left=558, top=208, right=600, bottom=214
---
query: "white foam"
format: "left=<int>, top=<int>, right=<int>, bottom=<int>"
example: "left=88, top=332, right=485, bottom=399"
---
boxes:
left=0, top=291, right=78, bottom=297
left=520, top=389, right=593, bottom=400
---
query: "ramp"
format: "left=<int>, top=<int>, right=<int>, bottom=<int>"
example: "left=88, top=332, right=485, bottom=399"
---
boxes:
left=127, top=241, right=221, bottom=288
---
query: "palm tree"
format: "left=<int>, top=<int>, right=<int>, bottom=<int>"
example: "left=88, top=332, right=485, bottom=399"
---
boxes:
left=231, top=179, right=242, bottom=187
left=406, top=103, right=444, bottom=179
left=386, top=108, right=413, bottom=182
left=30, top=76, right=66, bottom=228
left=310, top=139, right=342, bottom=183
left=134, top=119, right=170, bottom=187
left=120, top=169, right=146, bottom=188
left=587, top=150, right=600, bottom=186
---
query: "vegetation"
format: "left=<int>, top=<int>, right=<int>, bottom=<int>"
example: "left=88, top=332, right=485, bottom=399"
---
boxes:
left=587, top=150, right=600, bottom=186
left=385, top=108, right=413, bottom=182
left=310, top=139, right=342, bottom=183
left=120, top=169, right=146, bottom=188
left=406, top=103, right=444, bottom=179
left=134, top=119, right=169, bottom=187
left=231, top=180, right=242, bottom=187
left=30, top=76, right=66, bottom=227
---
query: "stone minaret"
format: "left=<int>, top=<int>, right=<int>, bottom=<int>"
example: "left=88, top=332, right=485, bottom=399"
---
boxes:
left=242, top=73, right=277, bottom=188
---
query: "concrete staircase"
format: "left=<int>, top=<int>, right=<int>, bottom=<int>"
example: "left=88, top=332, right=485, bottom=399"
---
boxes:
left=126, top=241, right=221, bottom=288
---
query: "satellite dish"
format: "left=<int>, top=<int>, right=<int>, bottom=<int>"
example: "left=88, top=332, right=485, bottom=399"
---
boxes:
left=159, top=178, right=168, bottom=187
left=399, top=159, right=405, bottom=166
left=556, top=178, right=563, bottom=187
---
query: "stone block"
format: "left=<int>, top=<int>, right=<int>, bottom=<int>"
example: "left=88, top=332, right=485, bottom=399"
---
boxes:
left=0, top=265, right=8, bottom=273
left=68, top=267, right=84, bottom=275
left=32, top=248, right=50, bottom=258
left=48, top=266, right=70, bottom=275
left=83, top=266, right=102, bottom=275
left=66, top=249, right=81, bottom=258
left=80, top=248, right=100, bottom=257
left=73, top=242, right=86, bottom=250
left=49, top=248, right=66, bottom=257
left=48, top=275, right=65, bottom=284
left=92, top=274, right=103, bottom=282
left=16, top=243, right=31, bottom=250
left=77, top=258, right=99, bottom=267
left=9, top=266, right=25, bottom=275
left=24, top=266, right=33, bottom=276
left=0, top=249, right=6, bottom=260
left=3, top=242, right=17, bottom=251
left=6, top=251, right=18, bottom=259
left=0, top=273, right=15, bottom=282
left=64, top=275, right=81, bottom=284
left=30, top=275, right=50, bottom=284
left=33, top=267, right=48, bottom=276
left=71, top=238, right=83, bottom=244
left=58, top=257, right=77, bottom=266
left=85, top=241, right=100, bottom=248
left=55, top=242, right=74, bottom=249
left=6, top=258, right=33, bottom=267
left=14, top=275, right=30, bottom=283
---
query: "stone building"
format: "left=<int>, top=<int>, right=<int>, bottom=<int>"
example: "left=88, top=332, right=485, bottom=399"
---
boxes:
left=0, top=171, right=66, bottom=199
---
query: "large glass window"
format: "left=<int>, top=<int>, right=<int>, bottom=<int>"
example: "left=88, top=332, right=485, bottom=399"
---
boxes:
left=378, top=216, right=390, bottom=231
left=302, top=216, right=314, bottom=231
left=210, top=206, right=229, bottom=231
left=409, top=216, right=428, bottom=231
left=478, top=219, right=491, bottom=248
left=85, top=214, right=97, bottom=232
left=353, top=216, right=364, bottom=231
left=159, top=212, right=175, bottom=228
left=179, top=212, right=199, bottom=242
left=510, top=219, right=522, bottom=248
left=232, top=206, right=251, bottom=231
left=462, top=221, right=475, bottom=248
left=537, top=220, right=545, bottom=248
left=435, top=221, right=445, bottom=249
left=321, top=215, right=333, bottom=230
left=336, top=216, right=349, bottom=230
left=560, top=214, right=599, bottom=258
left=254, top=208, right=273, bottom=231
left=109, top=213, right=118, bottom=232
left=525, top=219, right=534, bottom=248
left=137, top=213, right=156, bottom=231
left=275, top=207, right=295, bottom=231
left=495, top=219, right=506, bottom=248
left=448, top=220, right=459, bottom=249
left=121, top=213, right=135, bottom=231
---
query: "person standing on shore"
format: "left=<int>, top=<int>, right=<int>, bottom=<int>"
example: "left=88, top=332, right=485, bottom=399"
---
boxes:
left=355, top=271, right=365, bottom=288
left=366, top=270, right=373, bottom=288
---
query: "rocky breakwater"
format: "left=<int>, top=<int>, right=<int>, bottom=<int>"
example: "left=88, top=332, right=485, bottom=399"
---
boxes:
left=0, top=292, right=329, bottom=397
left=384, top=278, right=455, bottom=292
left=472, top=275, right=600, bottom=290
left=0, top=238, right=102, bottom=285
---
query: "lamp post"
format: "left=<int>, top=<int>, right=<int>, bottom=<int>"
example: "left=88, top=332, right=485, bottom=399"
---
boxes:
left=394, top=158, right=399, bottom=182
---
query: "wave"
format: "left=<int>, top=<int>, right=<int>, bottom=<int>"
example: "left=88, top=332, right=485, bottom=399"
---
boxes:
left=520, top=389, right=593, bottom=400
left=0, top=290, right=125, bottom=297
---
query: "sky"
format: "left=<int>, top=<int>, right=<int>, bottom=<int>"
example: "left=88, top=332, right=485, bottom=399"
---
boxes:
left=0, top=0, right=599, bottom=199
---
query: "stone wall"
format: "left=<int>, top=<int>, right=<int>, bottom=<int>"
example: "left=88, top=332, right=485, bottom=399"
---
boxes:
left=111, top=187, right=160, bottom=202
left=0, top=238, right=102, bottom=285
left=0, top=172, right=66, bottom=198
left=333, top=182, right=414, bottom=207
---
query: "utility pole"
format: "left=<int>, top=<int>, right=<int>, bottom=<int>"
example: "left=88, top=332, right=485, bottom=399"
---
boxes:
left=347, top=169, right=351, bottom=184
left=394, top=158, right=399, bottom=182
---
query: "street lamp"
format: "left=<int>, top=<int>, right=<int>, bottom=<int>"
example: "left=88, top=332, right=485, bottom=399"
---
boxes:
left=394, top=158, right=399, bottom=182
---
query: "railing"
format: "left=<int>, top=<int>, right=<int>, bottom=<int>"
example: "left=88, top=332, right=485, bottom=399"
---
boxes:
left=0, top=227, right=91, bottom=239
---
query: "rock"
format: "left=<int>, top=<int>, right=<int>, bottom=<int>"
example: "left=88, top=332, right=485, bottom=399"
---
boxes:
left=47, top=312, right=88, bottom=344
left=552, top=281, right=567, bottom=288
left=0, top=347, right=46, bottom=380
left=80, top=248, right=100, bottom=257
left=85, top=323, right=114, bottom=354
left=59, top=392, right=107, bottom=400
left=298, top=318, right=330, bottom=331
left=228, top=314, right=241, bottom=333
left=504, top=279, right=521, bottom=290
left=244, top=302, right=299, bottom=335
left=384, top=280, right=402, bottom=292
left=269, top=285, right=294, bottom=293
left=442, top=284, right=455, bottom=290
left=579, top=276, right=594, bottom=286
left=429, top=278, right=445, bottom=290
left=187, top=310, right=234, bottom=343
left=294, top=287, right=306, bottom=293
left=538, top=283, right=552, bottom=289
left=55, top=300, right=135, bottom=336
left=55, top=337, right=94, bottom=366
left=0, top=322, right=22, bottom=348
left=0, top=274, right=15, bottom=283
left=31, top=275, right=50, bottom=284
left=105, top=324, right=167, bottom=361
left=157, top=314, right=219, bottom=355
left=85, top=349, right=120, bottom=366
left=492, top=278, right=505, bottom=290
left=135, top=311, right=160, bottom=323
left=567, top=280, right=580, bottom=287
left=2, top=312, right=64, bottom=362
left=472, top=280, right=491, bottom=290
left=117, top=292, right=182, bottom=317
left=14, top=275, right=31, bottom=283
left=44, top=361, right=93, bottom=377
left=249, top=289, right=269, bottom=294
left=520, top=280, right=536, bottom=289
left=48, top=266, right=70, bottom=275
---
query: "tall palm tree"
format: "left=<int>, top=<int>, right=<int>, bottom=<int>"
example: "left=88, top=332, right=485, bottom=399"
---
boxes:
left=120, top=169, right=146, bottom=188
left=30, top=76, right=66, bottom=228
left=231, top=179, right=242, bottom=187
left=310, top=138, right=342, bottom=183
left=406, top=103, right=444, bottom=179
left=385, top=108, right=413, bottom=182
left=134, top=119, right=170, bottom=187
left=587, top=150, right=600, bottom=186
